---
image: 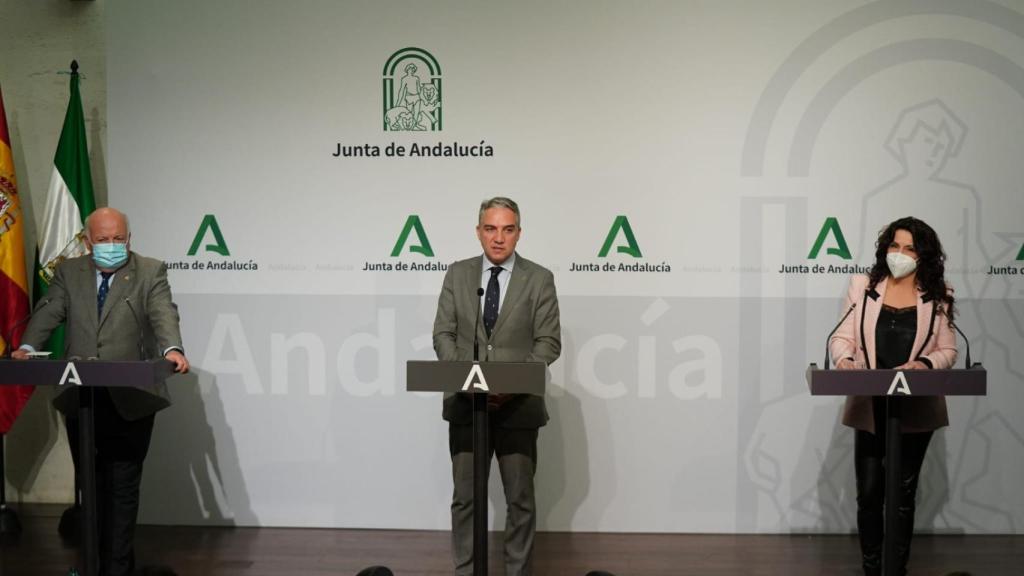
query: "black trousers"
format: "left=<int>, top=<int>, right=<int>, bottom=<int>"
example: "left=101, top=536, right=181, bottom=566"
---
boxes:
left=67, top=388, right=155, bottom=576
left=854, top=398, right=932, bottom=576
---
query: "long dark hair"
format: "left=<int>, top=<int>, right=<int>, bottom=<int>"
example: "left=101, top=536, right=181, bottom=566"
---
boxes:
left=868, top=216, right=956, bottom=321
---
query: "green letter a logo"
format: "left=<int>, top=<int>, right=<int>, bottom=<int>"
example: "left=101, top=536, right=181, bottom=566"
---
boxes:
left=598, top=216, right=642, bottom=258
left=391, top=215, right=434, bottom=257
left=188, top=215, right=230, bottom=256
left=1016, top=242, right=1024, bottom=261
left=808, top=217, right=851, bottom=260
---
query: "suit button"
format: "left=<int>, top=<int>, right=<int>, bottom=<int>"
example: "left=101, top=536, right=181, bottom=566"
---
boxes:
left=487, top=345, right=493, bottom=351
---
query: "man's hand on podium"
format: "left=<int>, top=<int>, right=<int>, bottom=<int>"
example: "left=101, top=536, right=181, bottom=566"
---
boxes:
left=165, top=350, right=190, bottom=373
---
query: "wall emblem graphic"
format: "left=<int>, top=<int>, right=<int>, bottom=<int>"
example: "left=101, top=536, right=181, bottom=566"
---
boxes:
left=598, top=216, right=642, bottom=258
left=383, top=47, right=442, bottom=132
left=188, top=214, right=230, bottom=256
left=391, top=215, right=434, bottom=257
left=808, top=217, right=851, bottom=260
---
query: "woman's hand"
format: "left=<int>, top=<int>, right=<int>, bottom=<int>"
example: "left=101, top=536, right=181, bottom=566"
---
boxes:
left=836, top=358, right=857, bottom=370
left=895, top=360, right=929, bottom=370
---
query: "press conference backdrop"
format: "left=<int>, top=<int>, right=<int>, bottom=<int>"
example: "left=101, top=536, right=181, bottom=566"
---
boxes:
left=107, top=1, right=1024, bottom=533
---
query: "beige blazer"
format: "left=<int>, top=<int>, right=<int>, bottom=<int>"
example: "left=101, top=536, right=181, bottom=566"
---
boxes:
left=828, top=274, right=958, bottom=433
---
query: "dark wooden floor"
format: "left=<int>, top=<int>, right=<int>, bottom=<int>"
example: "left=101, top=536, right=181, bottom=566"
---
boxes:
left=1, top=506, right=1022, bottom=575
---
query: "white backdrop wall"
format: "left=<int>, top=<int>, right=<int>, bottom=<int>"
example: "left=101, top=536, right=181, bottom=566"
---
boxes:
left=106, top=0, right=1024, bottom=533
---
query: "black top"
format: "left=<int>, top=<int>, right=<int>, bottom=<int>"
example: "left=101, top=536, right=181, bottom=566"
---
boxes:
left=875, top=304, right=917, bottom=369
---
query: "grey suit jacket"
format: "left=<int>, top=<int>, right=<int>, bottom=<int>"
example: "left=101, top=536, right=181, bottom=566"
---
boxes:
left=433, top=253, right=561, bottom=428
left=22, top=252, right=184, bottom=421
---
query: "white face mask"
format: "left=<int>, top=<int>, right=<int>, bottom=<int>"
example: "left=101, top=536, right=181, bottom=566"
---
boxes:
left=886, top=252, right=917, bottom=279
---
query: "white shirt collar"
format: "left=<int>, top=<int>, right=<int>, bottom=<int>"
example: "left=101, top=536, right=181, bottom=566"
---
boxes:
left=482, top=252, right=516, bottom=272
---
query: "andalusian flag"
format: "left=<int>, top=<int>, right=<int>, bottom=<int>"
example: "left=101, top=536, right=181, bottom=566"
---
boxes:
left=0, top=85, right=33, bottom=433
left=34, top=62, right=96, bottom=356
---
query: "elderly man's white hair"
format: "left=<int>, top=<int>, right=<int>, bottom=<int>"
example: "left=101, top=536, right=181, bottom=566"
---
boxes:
left=84, top=207, right=131, bottom=236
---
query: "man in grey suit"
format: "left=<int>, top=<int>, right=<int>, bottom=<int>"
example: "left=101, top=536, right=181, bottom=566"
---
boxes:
left=433, top=197, right=561, bottom=576
left=14, top=207, right=188, bottom=576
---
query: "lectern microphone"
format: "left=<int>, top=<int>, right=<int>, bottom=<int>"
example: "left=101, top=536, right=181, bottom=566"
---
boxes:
left=949, top=321, right=975, bottom=369
left=823, top=302, right=856, bottom=370
left=473, top=287, right=484, bottom=362
left=124, top=297, right=147, bottom=360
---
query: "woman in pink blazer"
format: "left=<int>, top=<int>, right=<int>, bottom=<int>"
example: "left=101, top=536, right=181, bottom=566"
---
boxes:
left=829, top=217, right=958, bottom=576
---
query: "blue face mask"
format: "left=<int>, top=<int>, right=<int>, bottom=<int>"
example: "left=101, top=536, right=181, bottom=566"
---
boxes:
left=92, top=242, right=129, bottom=269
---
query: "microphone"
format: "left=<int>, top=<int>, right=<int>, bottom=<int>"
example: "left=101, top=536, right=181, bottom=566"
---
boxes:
left=473, top=287, right=484, bottom=362
left=824, top=302, right=857, bottom=370
left=124, top=297, right=147, bottom=359
left=3, top=298, right=53, bottom=358
left=3, top=314, right=33, bottom=359
left=949, top=321, right=974, bottom=369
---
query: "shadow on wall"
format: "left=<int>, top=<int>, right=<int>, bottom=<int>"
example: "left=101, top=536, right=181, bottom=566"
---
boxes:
left=484, top=330, right=604, bottom=531
left=536, top=330, right=610, bottom=531
left=140, top=368, right=256, bottom=526
left=535, top=384, right=591, bottom=531
left=812, top=408, right=856, bottom=532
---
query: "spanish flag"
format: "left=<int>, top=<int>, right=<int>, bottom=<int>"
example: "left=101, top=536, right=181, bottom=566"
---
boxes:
left=0, top=85, right=33, bottom=434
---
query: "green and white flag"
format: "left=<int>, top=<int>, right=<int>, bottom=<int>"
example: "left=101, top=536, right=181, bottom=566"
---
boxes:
left=33, top=63, right=96, bottom=354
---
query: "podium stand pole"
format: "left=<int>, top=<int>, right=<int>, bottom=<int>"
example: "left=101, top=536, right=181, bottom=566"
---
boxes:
left=0, top=359, right=176, bottom=576
left=807, top=364, right=986, bottom=576
left=882, top=397, right=901, bottom=576
left=472, top=392, right=489, bottom=576
left=406, top=360, right=545, bottom=576
left=79, top=388, right=100, bottom=576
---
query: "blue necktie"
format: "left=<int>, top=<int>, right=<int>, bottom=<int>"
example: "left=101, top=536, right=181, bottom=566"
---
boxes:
left=483, top=266, right=502, bottom=337
left=97, top=272, right=113, bottom=317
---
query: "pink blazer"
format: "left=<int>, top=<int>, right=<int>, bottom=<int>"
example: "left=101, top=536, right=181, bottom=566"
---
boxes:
left=829, top=274, right=958, bottom=433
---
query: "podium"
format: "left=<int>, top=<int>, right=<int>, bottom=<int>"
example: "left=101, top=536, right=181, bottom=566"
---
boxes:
left=0, top=358, right=175, bottom=576
left=806, top=364, right=986, bottom=576
left=407, top=360, right=545, bottom=576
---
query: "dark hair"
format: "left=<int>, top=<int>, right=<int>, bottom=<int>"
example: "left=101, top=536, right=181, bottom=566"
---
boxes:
left=868, top=216, right=955, bottom=321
